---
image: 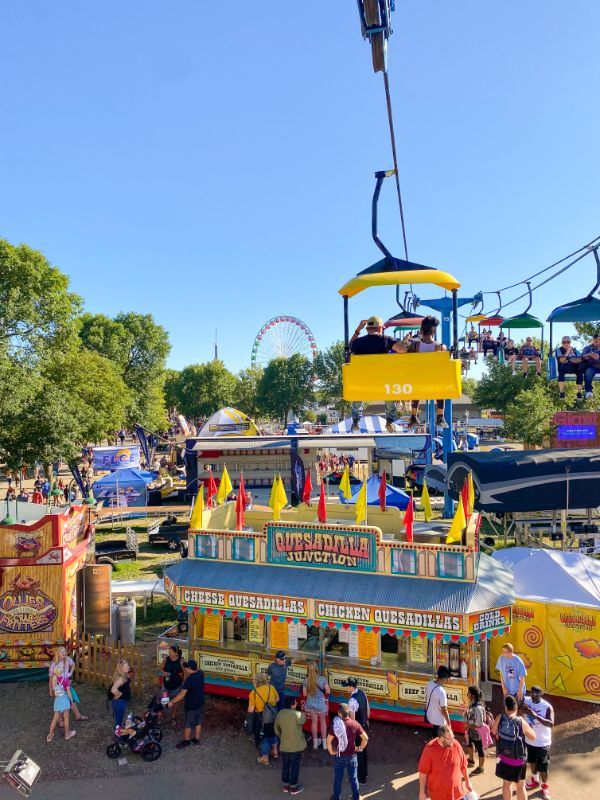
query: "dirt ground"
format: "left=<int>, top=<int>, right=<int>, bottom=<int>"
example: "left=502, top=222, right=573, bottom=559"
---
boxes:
left=1, top=675, right=598, bottom=794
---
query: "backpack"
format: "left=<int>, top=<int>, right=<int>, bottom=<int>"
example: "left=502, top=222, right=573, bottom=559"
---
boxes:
left=497, top=714, right=526, bottom=761
left=254, top=688, right=277, bottom=725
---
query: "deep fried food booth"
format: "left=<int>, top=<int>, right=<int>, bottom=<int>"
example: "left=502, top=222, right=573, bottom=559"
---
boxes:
left=160, top=503, right=513, bottom=726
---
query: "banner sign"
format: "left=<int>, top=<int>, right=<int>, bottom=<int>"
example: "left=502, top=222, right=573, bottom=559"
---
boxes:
left=468, top=606, right=511, bottom=635
left=328, top=669, right=390, bottom=698
left=395, top=677, right=466, bottom=707
left=208, top=423, right=250, bottom=433
left=92, top=446, right=141, bottom=470
left=134, top=425, right=151, bottom=466
left=68, top=461, right=86, bottom=496
left=314, top=599, right=463, bottom=633
left=197, top=652, right=253, bottom=677
left=180, top=587, right=308, bottom=617
left=0, top=576, right=57, bottom=633
left=266, top=523, right=378, bottom=572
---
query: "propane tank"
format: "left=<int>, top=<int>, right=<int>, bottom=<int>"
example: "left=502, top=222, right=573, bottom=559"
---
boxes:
left=118, top=598, right=136, bottom=644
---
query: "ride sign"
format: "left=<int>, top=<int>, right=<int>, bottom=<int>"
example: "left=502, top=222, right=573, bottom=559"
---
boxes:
left=0, top=576, right=58, bottom=634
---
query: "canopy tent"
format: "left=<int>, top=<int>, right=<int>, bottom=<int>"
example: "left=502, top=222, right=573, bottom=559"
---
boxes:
left=447, top=449, right=600, bottom=513
left=324, top=415, right=389, bottom=434
left=199, top=407, right=260, bottom=437
left=92, top=468, right=156, bottom=508
left=339, top=475, right=412, bottom=510
left=490, top=548, right=600, bottom=703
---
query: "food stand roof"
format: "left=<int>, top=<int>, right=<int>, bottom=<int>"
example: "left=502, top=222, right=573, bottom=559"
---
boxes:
left=165, top=552, right=513, bottom=618
left=492, top=548, right=600, bottom=608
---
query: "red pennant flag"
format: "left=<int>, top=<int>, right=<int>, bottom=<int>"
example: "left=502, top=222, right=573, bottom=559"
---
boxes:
left=207, top=470, right=218, bottom=508
left=460, top=481, right=470, bottom=518
left=403, top=498, right=414, bottom=543
left=378, top=471, right=387, bottom=512
left=302, top=469, right=313, bottom=505
left=235, top=476, right=246, bottom=531
left=318, top=480, right=327, bottom=523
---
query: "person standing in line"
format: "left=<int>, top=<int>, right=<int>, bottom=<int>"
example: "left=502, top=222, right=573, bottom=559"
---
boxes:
left=326, top=703, right=368, bottom=800
left=302, top=662, right=330, bottom=750
left=248, top=672, right=279, bottom=765
left=462, top=685, right=489, bottom=775
left=492, top=694, right=536, bottom=800
left=495, top=643, right=527, bottom=702
left=523, top=686, right=554, bottom=800
left=418, top=723, right=473, bottom=800
left=268, top=650, right=291, bottom=711
left=343, top=677, right=370, bottom=786
left=425, top=666, right=451, bottom=737
left=47, top=663, right=77, bottom=742
left=274, top=695, right=307, bottom=795
left=110, top=658, right=131, bottom=728
left=168, top=658, right=205, bottom=748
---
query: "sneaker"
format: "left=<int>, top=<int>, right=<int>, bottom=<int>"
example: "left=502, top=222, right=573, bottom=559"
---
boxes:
left=436, top=414, right=448, bottom=429
left=312, top=738, right=320, bottom=749
left=586, top=391, right=594, bottom=399
left=559, top=391, right=565, bottom=399
left=541, top=783, right=550, bottom=800
left=176, top=740, right=191, bottom=749
left=322, top=740, right=328, bottom=750
left=351, top=419, right=360, bottom=433
left=282, top=786, right=290, bottom=794
left=526, top=777, right=540, bottom=790
left=577, top=391, right=583, bottom=400
left=470, top=766, right=484, bottom=776
left=191, top=737, right=200, bottom=745
left=289, top=786, right=304, bottom=795
left=385, top=420, right=396, bottom=433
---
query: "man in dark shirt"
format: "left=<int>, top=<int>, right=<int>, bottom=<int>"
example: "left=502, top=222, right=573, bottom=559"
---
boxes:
left=326, top=703, right=368, bottom=800
left=267, top=650, right=291, bottom=711
left=343, top=677, right=371, bottom=785
left=168, top=659, right=205, bottom=748
left=554, top=336, right=583, bottom=399
left=349, top=315, right=404, bottom=433
left=581, top=332, right=600, bottom=398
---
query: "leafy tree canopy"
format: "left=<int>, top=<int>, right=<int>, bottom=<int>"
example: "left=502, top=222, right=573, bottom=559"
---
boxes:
left=257, top=354, right=314, bottom=424
left=313, top=340, right=349, bottom=416
left=234, top=366, right=265, bottom=420
left=168, top=361, right=239, bottom=419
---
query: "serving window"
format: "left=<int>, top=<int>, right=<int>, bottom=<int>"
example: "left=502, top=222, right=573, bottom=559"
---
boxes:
left=380, top=633, right=433, bottom=673
left=195, top=535, right=219, bottom=559
left=391, top=548, right=418, bottom=575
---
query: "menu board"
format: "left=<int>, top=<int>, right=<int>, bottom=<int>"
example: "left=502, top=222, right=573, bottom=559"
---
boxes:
left=270, top=619, right=289, bottom=651
left=357, top=629, right=379, bottom=662
left=408, top=637, right=429, bottom=665
left=202, top=614, right=221, bottom=642
left=248, top=618, right=265, bottom=644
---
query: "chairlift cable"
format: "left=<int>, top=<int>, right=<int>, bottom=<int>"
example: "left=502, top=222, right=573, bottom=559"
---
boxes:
left=382, top=70, right=409, bottom=263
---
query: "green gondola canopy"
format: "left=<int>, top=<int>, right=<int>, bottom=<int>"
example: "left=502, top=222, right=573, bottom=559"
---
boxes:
left=547, top=296, right=600, bottom=323
left=500, top=312, right=544, bottom=329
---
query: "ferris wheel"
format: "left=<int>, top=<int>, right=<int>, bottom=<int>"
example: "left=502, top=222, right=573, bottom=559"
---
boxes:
left=251, top=315, right=318, bottom=368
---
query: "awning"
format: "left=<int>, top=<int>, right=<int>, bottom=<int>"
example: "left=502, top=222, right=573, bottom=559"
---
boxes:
left=164, top=554, right=513, bottom=642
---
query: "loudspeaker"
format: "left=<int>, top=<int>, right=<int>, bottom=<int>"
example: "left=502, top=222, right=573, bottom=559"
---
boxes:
left=2, top=751, right=41, bottom=797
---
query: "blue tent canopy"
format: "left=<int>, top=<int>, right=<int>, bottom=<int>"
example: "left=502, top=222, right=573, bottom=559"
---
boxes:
left=339, top=475, right=412, bottom=510
left=92, top=468, right=156, bottom=507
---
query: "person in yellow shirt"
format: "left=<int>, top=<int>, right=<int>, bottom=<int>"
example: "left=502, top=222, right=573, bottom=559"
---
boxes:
left=247, top=672, right=279, bottom=765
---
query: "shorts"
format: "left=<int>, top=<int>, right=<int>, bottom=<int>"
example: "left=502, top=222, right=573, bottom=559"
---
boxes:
left=54, top=694, right=71, bottom=713
left=185, top=706, right=204, bottom=728
left=496, top=759, right=527, bottom=783
left=527, top=744, right=550, bottom=773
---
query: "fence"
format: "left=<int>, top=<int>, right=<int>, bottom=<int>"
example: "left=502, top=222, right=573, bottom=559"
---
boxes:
left=70, top=633, right=143, bottom=694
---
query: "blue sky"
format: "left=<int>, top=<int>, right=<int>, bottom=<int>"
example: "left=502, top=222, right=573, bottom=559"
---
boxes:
left=2, top=1, right=599, bottom=371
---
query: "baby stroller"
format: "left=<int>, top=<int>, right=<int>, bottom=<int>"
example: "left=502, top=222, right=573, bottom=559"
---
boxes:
left=106, top=696, right=164, bottom=762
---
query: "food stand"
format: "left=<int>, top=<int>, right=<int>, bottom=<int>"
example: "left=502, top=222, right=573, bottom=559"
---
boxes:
left=0, top=505, right=94, bottom=672
left=159, top=502, right=513, bottom=727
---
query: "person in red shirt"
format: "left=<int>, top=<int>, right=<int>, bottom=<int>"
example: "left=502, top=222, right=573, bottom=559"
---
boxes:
left=418, top=723, right=473, bottom=800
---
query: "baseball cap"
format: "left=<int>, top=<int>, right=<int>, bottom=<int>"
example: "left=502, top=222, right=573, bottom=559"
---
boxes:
left=341, top=677, right=358, bottom=688
left=437, top=666, right=451, bottom=680
left=184, top=659, right=198, bottom=670
left=366, top=315, right=383, bottom=327
left=530, top=685, right=543, bottom=693
left=275, top=650, right=287, bottom=660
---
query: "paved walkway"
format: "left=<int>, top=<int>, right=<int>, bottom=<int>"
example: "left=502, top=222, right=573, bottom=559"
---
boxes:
left=24, top=751, right=595, bottom=800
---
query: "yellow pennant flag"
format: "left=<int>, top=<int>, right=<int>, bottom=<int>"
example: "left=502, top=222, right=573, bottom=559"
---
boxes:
left=268, top=474, right=278, bottom=510
left=189, top=485, right=204, bottom=530
left=216, top=465, right=233, bottom=504
left=339, top=465, right=352, bottom=500
left=467, top=472, right=475, bottom=515
left=446, top=498, right=466, bottom=544
left=276, top=475, right=288, bottom=508
left=421, top=479, right=432, bottom=522
left=355, top=480, right=368, bottom=525
left=269, top=475, right=287, bottom=521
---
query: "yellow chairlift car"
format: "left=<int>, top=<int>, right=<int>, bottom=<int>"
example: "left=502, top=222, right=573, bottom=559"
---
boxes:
left=339, top=171, right=463, bottom=403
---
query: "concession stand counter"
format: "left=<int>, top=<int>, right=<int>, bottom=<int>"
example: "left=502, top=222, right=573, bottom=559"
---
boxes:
left=159, top=502, right=513, bottom=726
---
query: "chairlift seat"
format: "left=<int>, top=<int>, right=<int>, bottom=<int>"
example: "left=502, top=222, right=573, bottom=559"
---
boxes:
left=342, top=350, right=462, bottom=402
left=547, top=356, right=600, bottom=381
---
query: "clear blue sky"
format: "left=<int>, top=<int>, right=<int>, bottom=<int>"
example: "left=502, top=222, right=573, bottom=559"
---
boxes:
left=2, top=1, right=599, bottom=371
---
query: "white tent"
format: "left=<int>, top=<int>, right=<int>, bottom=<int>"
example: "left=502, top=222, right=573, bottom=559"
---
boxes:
left=198, top=407, right=260, bottom=437
left=492, top=548, right=600, bottom=608
left=324, top=415, right=389, bottom=434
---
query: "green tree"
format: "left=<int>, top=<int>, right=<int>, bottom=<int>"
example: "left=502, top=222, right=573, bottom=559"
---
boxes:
left=314, top=340, right=349, bottom=416
left=163, top=368, right=181, bottom=410
left=173, top=361, right=239, bottom=419
left=79, top=311, right=170, bottom=428
left=257, top=355, right=315, bottom=424
left=234, top=366, right=264, bottom=420
left=0, top=238, right=81, bottom=360
left=574, top=321, right=600, bottom=343
left=504, top=384, right=558, bottom=447
left=461, top=377, right=478, bottom=398
left=472, top=360, right=542, bottom=413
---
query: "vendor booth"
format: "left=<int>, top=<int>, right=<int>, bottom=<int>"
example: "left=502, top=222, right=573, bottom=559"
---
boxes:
left=92, top=468, right=155, bottom=508
left=490, top=548, right=600, bottom=703
left=159, top=502, right=513, bottom=727
left=0, top=505, right=94, bottom=673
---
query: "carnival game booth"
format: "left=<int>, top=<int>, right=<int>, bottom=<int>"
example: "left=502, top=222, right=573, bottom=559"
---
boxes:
left=490, top=548, right=600, bottom=704
left=0, top=504, right=94, bottom=675
left=159, top=503, right=513, bottom=728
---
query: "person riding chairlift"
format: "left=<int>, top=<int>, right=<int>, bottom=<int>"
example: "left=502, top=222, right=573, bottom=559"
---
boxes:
left=553, top=336, right=583, bottom=400
left=518, top=337, right=542, bottom=376
left=396, top=316, right=448, bottom=431
left=581, top=331, right=600, bottom=399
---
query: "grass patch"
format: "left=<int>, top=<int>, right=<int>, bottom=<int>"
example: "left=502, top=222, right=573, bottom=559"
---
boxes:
left=135, top=597, right=177, bottom=638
